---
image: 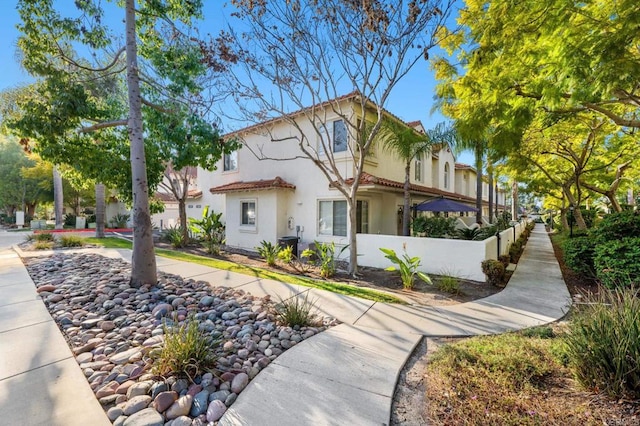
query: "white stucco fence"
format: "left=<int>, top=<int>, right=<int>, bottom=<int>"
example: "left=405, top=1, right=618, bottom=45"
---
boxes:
left=356, top=220, right=529, bottom=282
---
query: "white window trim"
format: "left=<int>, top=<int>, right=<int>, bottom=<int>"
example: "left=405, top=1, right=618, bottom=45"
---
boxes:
left=317, top=199, right=348, bottom=237
left=239, top=198, right=257, bottom=233
left=223, top=151, right=239, bottom=174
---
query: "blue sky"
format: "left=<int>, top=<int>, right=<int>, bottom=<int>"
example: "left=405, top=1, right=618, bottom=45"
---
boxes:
left=0, top=1, right=474, bottom=165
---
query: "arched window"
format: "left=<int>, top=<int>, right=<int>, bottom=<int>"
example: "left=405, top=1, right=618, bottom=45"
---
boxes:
left=444, top=162, right=450, bottom=189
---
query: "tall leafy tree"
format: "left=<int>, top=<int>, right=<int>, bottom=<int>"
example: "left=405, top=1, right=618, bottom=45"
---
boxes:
left=14, top=0, right=232, bottom=286
left=0, top=136, right=53, bottom=218
left=224, top=0, right=456, bottom=275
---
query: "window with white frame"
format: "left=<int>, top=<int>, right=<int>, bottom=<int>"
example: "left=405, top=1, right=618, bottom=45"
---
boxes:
left=318, top=200, right=347, bottom=236
left=444, top=162, right=450, bottom=189
left=414, top=152, right=423, bottom=182
left=223, top=151, right=238, bottom=172
left=332, top=119, right=347, bottom=153
left=240, top=200, right=256, bottom=227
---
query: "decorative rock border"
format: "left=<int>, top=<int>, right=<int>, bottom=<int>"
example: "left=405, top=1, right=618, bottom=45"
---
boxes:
left=25, top=253, right=337, bottom=425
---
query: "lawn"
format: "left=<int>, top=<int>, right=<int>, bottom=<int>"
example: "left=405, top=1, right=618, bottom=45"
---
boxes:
left=83, top=237, right=404, bottom=304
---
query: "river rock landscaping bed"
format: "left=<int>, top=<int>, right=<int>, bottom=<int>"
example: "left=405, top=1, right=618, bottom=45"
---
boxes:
left=24, top=253, right=337, bottom=425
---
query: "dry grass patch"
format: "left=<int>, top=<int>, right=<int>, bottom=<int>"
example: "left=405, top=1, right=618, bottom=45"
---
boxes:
left=425, top=328, right=635, bottom=425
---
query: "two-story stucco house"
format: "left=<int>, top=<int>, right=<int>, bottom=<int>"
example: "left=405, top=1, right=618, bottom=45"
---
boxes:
left=191, top=93, right=506, bottom=252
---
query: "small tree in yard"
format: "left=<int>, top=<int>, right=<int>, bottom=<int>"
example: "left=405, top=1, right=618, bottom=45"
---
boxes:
left=14, top=0, right=233, bottom=287
left=225, top=0, right=456, bottom=275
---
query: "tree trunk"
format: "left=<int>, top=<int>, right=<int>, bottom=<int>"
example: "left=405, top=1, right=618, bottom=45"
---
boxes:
left=402, top=160, right=411, bottom=236
left=474, top=146, right=483, bottom=224
left=53, top=165, right=64, bottom=229
left=179, top=199, right=188, bottom=242
left=487, top=162, right=494, bottom=223
left=562, top=185, right=587, bottom=230
left=560, top=207, right=569, bottom=229
left=26, top=202, right=36, bottom=219
left=125, top=0, right=157, bottom=287
left=95, top=183, right=106, bottom=238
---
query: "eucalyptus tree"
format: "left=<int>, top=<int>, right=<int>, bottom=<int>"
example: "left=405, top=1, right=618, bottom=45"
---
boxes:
left=224, top=0, right=456, bottom=275
left=14, top=0, right=232, bottom=286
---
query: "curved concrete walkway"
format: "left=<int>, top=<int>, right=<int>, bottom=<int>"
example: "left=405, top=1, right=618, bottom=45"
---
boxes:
left=0, top=224, right=571, bottom=425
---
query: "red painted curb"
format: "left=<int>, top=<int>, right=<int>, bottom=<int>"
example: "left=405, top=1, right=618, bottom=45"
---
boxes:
left=33, top=228, right=133, bottom=234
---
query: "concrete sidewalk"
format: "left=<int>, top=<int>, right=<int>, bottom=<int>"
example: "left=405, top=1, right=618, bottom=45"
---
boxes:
left=220, top=224, right=572, bottom=425
left=0, top=247, right=110, bottom=426
left=1, top=224, right=571, bottom=425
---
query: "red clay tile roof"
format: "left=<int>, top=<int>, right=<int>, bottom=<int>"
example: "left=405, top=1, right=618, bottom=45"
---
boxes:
left=343, top=172, right=474, bottom=202
left=209, top=176, right=296, bottom=194
left=224, top=91, right=416, bottom=139
left=344, top=172, right=505, bottom=207
left=154, top=190, right=202, bottom=203
left=405, top=120, right=423, bottom=129
left=455, top=163, right=473, bottom=170
left=154, top=192, right=174, bottom=202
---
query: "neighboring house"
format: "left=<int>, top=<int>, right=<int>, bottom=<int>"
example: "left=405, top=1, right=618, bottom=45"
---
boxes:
left=454, top=163, right=508, bottom=218
left=196, top=95, right=507, bottom=252
left=152, top=189, right=204, bottom=230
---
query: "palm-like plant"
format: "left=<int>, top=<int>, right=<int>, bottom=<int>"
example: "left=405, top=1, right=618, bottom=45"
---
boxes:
left=378, top=120, right=433, bottom=236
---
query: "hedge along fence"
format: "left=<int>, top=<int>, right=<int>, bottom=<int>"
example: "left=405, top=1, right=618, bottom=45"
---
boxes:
left=357, top=220, right=529, bottom=283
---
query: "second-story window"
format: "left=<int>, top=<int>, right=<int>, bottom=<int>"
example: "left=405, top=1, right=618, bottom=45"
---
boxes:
left=223, top=151, right=238, bottom=172
left=444, top=162, right=450, bottom=189
left=414, top=152, right=423, bottom=182
left=333, top=119, right=347, bottom=153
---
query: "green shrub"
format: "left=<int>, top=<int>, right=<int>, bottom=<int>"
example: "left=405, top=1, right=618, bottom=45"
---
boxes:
left=34, top=241, right=54, bottom=250
left=162, top=226, right=187, bottom=248
left=508, top=240, right=522, bottom=263
left=579, top=208, right=597, bottom=228
left=189, top=206, right=225, bottom=255
left=520, top=326, right=555, bottom=339
left=412, top=216, right=456, bottom=238
left=34, top=232, right=54, bottom=242
left=301, top=241, right=347, bottom=278
left=277, top=245, right=294, bottom=264
left=109, top=213, right=130, bottom=228
left=481, top=259, right=505, bottom=287
left=495, top=211, right=512, bottom=231
left=379, top=247, right=431, bottom=290
left=591, top=211, right=640, bottom=244
left=561, top=236, right=595, bottom=277
left=593, top=237, right=640, bottom=289
left=274, top=293, right=318, bottom=327
left=564, top=288, right=640, bottom=399
left=63, top=214, right=76, bottom=227
left=456, top=227, right=481, bottom=240
left=498, top=254, right=510, bottom=267
left=476, top=224, right=497, bottom=241
left=257, top=240, right=280, bottom=267
left=152, top=316, right=218, bottom=380
left=436, top=274, right=460, bottom=295
left=60, top=235, right=84, bottom=247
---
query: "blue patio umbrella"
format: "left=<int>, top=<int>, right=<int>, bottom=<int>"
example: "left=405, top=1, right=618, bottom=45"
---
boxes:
left=414, top=197, right=478, bottom=213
